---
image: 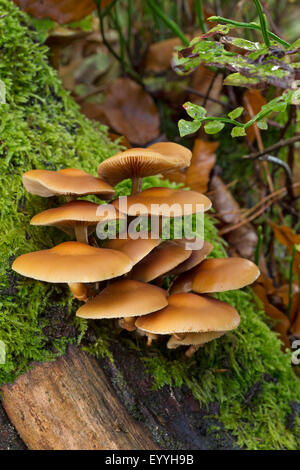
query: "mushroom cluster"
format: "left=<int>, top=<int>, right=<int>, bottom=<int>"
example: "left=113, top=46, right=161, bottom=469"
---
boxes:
left=12, top=142, right=260, bottom=357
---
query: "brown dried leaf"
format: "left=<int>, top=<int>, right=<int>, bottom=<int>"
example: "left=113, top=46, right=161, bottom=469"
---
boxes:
left=144, top=38, right=183, bottom=73
left=243, top=90, right=266, bottom=143
left=268, top=221, right=300, bottom=281
left=81, top=78, right=160, bottom=146
left=252, top=282, right=290, bottom=350
left=14, top=0, right=112, bottom=24
left=209, top=175, right=259, bottom=261
left=186, top=139, right=217, bottom=193
left=189, top=66, right=223, bottom=116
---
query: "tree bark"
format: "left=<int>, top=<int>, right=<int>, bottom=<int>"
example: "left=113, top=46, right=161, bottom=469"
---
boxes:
left=1, top=346, right=158, bottom=450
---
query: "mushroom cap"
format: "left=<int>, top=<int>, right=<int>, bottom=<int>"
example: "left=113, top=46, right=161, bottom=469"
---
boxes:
left=169, top=268, right=195, bottom=294
left=22, top=168, right=115, bottom=198
left=103, top=233, right=161, bottom=265
left=30, top=201, right=124, bottom=234
left=192, top=258, right=260, bottom=293
left=76, top=279, right=168, bottom=319
left=135, top=293, right=240, bottom=334
left=12, top=241, right=132, bottom=283
left=169, top=240, right=213, bottom=276
left=113, top=187, right=211, bottom=217
left=167, top=331, right=225, bottom=349
left=97, top=143, right=192, bottom=185
left=131, top=240, right=192, bottom=282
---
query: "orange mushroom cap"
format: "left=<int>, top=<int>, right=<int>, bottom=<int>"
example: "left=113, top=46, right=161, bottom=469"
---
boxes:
left=22, top=168, right=115, bottom=198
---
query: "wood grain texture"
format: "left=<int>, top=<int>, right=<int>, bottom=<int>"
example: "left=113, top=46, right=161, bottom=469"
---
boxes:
left=1, top=346, right=158, bottom=450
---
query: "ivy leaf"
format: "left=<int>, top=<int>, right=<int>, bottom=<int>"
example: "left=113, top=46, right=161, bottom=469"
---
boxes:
left=0, top=80, right=6, bottom=104
left=228, top=106, right=244, bottom=120
left=204, top=121, right=225, bottom=134
left=0, top=340, right=6, bottom=364
left=257, top=119, right=268, bottom=130
left=183, top=102, right=207, bottom=119
left=231, top=126, right=246, bottom=138
left=178, top=119, right=202, bottom=137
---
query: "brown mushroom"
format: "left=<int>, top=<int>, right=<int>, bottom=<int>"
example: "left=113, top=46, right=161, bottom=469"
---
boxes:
left=103, top=233, right=161, bottom=265
left=170, top=256, right=260, bottom=295
left=131, top=240, right=192, bottom=282
left=192, top=258, right=260, bottom=293
left=97, top=143, right=192, bottom=194
left=22, top=168, right=115, bottom=199
left=76, top=279, right=168, bottom=332
left=135, top=293, right=240, bottom=356
left=113, top=187, right=211, bottom=217
left=12, top=241, right=132, bottom=302
left=168, top=240, right=213, bottom=276
left=30, top=200, right=125, bottom=244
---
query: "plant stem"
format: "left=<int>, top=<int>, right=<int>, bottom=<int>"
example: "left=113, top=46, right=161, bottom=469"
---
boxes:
left=146, top=0, right=190, bottom=46
left=287, top=244, right=296, bottom=319
left=208, top=16, right=290, bottom=47
left=195, top=0, right=207, bottom=33
left=253, top=0, right=270, bottom=46
left=254, top=225, right=263, bottom=266
left=243, top=135, right=300, bottom=159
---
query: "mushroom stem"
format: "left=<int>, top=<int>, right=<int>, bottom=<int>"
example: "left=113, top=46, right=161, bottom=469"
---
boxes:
left=121, top=316, right=137, bottom=332
left=131, top=177, right=142, bottom=195
left=146, top=333, right=158, bottom=346
left=74, top=224, right=89, bottom=244
left=185, top=344, right=201, bottom=358
left=68, top=283, right=88, bottom=302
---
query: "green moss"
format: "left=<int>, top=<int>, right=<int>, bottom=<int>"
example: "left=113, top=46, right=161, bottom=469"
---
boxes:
left=0, top=0, right=299, bottom=451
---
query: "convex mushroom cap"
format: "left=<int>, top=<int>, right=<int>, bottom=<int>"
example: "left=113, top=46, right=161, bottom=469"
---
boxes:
left=135, top=293, right=240, bottom=335
left=192, top=258, right=260, bottom=293
left=170, top=257, right=260, bottom=294
left=97, top=142, right=192, bottom=185
left=103, top=233, right=161, bottom=265
left=22, top=168, right=115, bottom=198
left=168, top=240, right=213, bottom=276
left=131, top=240, right=192, bottom=282
left=76, top=279, right=168, bottom=319
left=12, top=241, right=132, bottom=283
left=30, top=200, right=125, bottom=236
left=113, top=187, right=211, bottom=217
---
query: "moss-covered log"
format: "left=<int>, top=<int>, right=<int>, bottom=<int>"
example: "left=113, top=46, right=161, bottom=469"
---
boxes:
left=0, top=0, right=300, bottom=451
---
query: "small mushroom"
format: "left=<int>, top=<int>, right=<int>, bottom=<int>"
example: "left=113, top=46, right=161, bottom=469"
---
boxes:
left=131, top=240, right=192, bottom=282
left=113, top=187, right=211, bottom=216
left=135, top=293, right=240, bottom=356
left=103, top=233, right=161, bottom=265
left=167, top=331, right=226, bottom=357
left=97, top=143, right=192, bottom=194
left=170, top=256, right=260, bottom=294
left=30, top=200, right=124, bottom=244
left=168, top=240, right=213, bottom=276
left=192, top=257, right=260, bottom=293
left=12, top=241, right=132, bottom=302
left=76, top=279, right=168, bottom=332
left=22, top=168, right=115, bottom=199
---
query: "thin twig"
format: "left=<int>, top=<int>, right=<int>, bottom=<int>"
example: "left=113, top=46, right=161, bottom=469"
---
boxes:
left=184, top=86, right=231, bottom=108
left=243, top=135, right=300, bottom=159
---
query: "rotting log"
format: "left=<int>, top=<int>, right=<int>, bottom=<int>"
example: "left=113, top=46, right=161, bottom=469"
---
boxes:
left=1, top=346, right=158, bottom=451
left=1, top=344, right=237, bottom=451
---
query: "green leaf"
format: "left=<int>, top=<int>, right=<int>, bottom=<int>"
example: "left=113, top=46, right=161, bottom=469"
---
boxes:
left=178, top=119, right=202, bottom=137
left=0, top=80, right=6, bottom=104
left=204, top=121, right=225, bottom=134
left=224, top=73, right=260, bottom=87
left=272, top=101, right=287, bottom=112
left=257, top=119, right=268, bottom=130
left=228, top=106, right=244, bottom=120
left=231, top=126, right=246, bottom=138
left=0, top=340, right=6, bottom=364
left=183, top=102, right=207, bottom=119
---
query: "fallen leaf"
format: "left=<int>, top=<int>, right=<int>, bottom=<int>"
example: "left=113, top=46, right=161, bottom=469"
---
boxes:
left=243, top=89, right=266, bottom=143
left=189, top=65, right=223, bottom=116
left=268, top=221, right=300, bottom=282
left=291, top=310, right=300, bottom=337
left=145, top=37, right=183, bottom=73
left=14, top=0, right=112, bottom=24
left=253, top=282, right=290, bottom=350
left=209, top=175, right=260, bottom=261
left=186, top=139, right=217, bottom=193
left=81, top=78, right=160, bottom=145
